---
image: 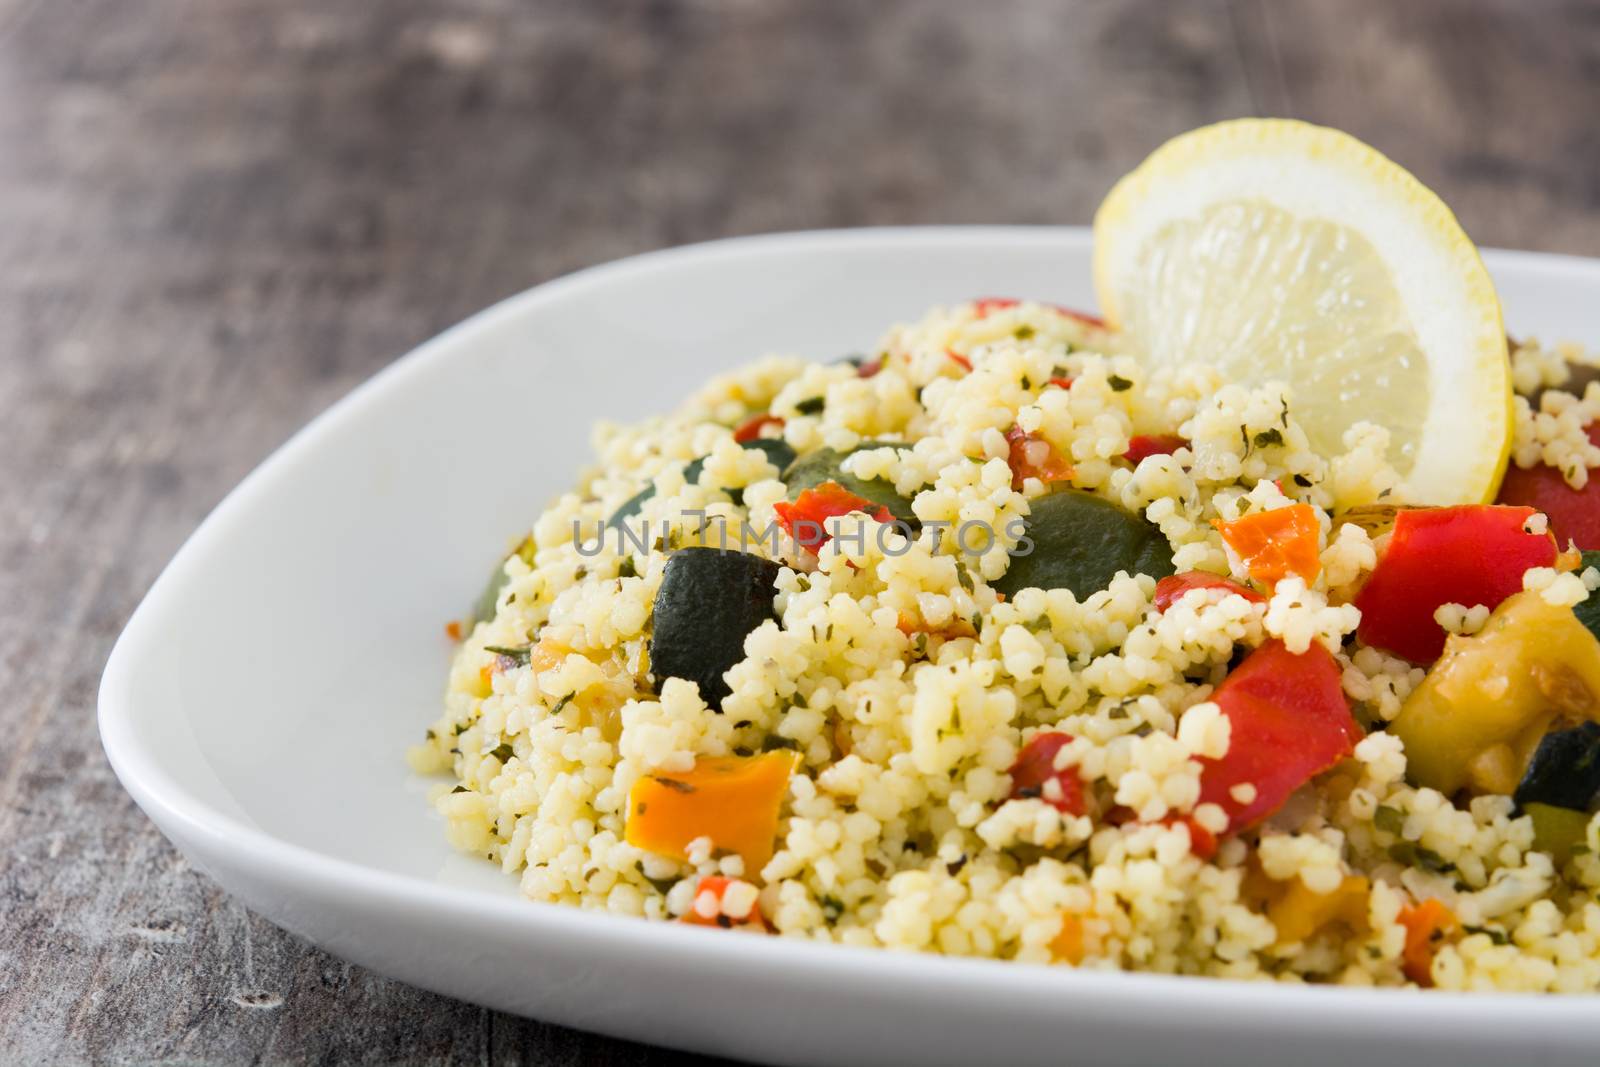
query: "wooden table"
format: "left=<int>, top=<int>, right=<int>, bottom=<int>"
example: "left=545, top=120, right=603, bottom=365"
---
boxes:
left=3, top=0, right=1596, bottom=1061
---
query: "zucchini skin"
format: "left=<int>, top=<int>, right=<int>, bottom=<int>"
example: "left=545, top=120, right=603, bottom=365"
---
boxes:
left=992, top=490, right=1174, bottom=599
left=1515, top=722, right=1600, bottom=813
left=781, top=442, right=917, bottom=528
left=649, top=547, right=782, bottom=711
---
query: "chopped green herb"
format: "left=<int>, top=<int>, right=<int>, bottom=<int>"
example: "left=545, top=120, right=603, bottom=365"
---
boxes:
left=488, top=743, right=515, bottom=762
left=450, top=785, right=468, bottom=794
left=1374, top=805, right=1405, bottom=835
left=762, top=736, right=802, bottom=753
left=796, top=396, right=826, bottom=415
left=484, top=645, right=531, bottom=666
left=1013, top=325, right=1036, bottom=340
left=1252, top=428, right=1284, bottom=449
left=424, top=729, right=436, bottom=741
left=636, top=862, right=675, bottom=895
left=1463, top=924, right=1511, bottom=946
left=550, top=692, right=575, bottom=715
left=1107, top=374, right=1133, bottom=392
left=618, top=556, right=638, bottom=579
left=955, top=563, right=975, bottom=594
left=1292, top=473, right=1313, bottom=488
left=820, top=895, right=845, bottom=922
left=1416, top=847, right=1453, bottom=872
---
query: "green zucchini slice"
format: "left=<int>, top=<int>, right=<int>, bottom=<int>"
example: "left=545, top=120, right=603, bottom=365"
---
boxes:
left=470, top=536, right=536, bottom=624
left=991, top=490, right=1174, bottom=599
left=649, top=547, right=782, bottom=710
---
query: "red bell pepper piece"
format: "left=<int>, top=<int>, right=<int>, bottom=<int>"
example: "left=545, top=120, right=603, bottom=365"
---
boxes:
left=945, top=349, right=973, bottom=373
left=733, top=413, right=785, bottom=444
left=1399, top=898, right=1458, bottom=986
left=1124, top=434, right=1188, bottom=464
left=680, top=875, right=769, bottom=931
left=1007, top=731, right=1085, bottom=815
left=1196, top=640, right=1360, bottom=836
left=973, top=297, right=1021, bottom=318
left=1153, top=572, right=1265, bottom=612
left=1495, top=424, right=1600, bottom=549
left=1353, top=504, right=1557, bottom=662
left=1213, top=504, right=1322, bottom=589
left=856, top=358, right=884, bottom=379
left=1046, top=377, right=1074, bottom=391
left=1004, top=426, right=1075, bottom=491
left=773, top=481, right=892, bottom=552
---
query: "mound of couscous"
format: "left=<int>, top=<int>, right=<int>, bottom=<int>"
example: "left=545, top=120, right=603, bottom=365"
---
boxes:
left=410, top=295, right=1600, bottom=991
left=410, top=120, right=1600, bottom=991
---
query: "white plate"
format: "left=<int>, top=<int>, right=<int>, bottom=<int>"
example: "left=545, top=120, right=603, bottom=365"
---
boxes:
left=100, top=228, right=1600, bottom=1066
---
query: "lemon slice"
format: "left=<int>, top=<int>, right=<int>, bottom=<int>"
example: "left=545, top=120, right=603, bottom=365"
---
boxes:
left=1094, top=118, right=1511, bottom=505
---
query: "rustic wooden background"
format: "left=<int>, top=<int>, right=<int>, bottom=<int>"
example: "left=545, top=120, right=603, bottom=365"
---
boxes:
left=3, top=0, right=1598, bottom=1062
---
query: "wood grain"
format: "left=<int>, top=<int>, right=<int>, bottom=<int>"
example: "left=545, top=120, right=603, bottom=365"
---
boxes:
left=0, top=0, right=1595, bottom=1062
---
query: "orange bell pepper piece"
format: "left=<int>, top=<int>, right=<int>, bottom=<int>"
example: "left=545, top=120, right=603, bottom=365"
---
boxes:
left=1213, top=503, right=1322, bottom=589
left=625, top=751, right=798, bottom=875
left=1050, top=911, right=1087, bottom=964
left=1399, top=897, right=1459, bottom=986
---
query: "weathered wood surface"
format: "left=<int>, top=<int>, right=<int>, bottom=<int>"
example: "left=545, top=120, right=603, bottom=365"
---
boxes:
left=2, top=0, right=1597, bottom=1062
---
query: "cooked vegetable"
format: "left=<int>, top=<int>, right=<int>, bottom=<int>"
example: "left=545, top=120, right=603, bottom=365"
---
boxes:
left=773, top=481, right=892, bottom=552
left=991, top=490, right=1174, bottom=599
left=1248, top=870, right=1369, bottom=947
left=1213, top=504, right=1321, bottom=590
left=1400, top=898, right=1459, bottom=986
left=649, top=547, right=781, bottom=710
left=1006, top=732, right=1085, bottom=815
left=1393, top=590, right=1600, bottom=796
left=624, top=751, right=799, bottom=874
left=1353, top=505, right=1556, bottom=663
left=1495, top=422, right=1600, bottom=550
left=781, top=443, right=916, bottom=526
left=1152, top=571, right=1264, bottom=612
left=1525, top=802, right=1591, bottom=863
left=1196, top=639, right=1360, bottom=835
left=1004, top=426, right=1074, bottom=491
left=1049, top=911, right=1087, bottom=963
left=679, top=875, right=769, bottom=930
left=1515, top=722, right=1600, bottom=812
left=1123, top=434, right=1187, bottom=464
left=471, top=535, right=536, bottom=624
left=606, top=439, right=798, bottom=528
left=733, top=413, right=785, bottom=444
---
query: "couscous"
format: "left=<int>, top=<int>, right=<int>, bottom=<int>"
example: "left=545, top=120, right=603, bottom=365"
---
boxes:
left=410, top=121, right=1600, bottom=991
